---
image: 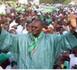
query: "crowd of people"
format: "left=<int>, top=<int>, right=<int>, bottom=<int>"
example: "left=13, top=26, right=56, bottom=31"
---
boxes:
left=0, top=2, right=77, bottom=69
left=0, top=3, right=77, bottom=35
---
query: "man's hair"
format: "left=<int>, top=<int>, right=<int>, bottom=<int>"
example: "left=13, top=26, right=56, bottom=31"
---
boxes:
left=32, top=17, right=46, bottom=27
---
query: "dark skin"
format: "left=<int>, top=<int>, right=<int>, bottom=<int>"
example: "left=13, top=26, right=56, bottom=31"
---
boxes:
left=31, top=20, right=43, bottom=37
left=0, top=19, right=7, bottom=32
left=31, top=13, right=77, bottom=37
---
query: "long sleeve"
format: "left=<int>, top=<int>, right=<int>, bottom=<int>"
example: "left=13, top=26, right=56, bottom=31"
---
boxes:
left=62, top=32, right=77, bottom=50
left=52, top=31, right=77, bottom=61
left=0, top=29, right=13, bottom=51
left=0, top=29, right=19, bottom=65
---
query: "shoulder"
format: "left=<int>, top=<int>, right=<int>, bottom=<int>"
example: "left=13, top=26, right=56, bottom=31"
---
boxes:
left=45, top=33, right=61, bottom=40
left=16, top=33, right=30, bottom=41
left=0, top=29, right=12, bottom=40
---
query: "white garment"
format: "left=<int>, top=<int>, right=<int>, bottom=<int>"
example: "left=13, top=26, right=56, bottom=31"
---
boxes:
left=69, top=54, right=77, bottom=68
left=22, top=28, right=28, bottom=34
left=0, top=66, right=3, bottom=69
left=16, top=25, right=23, bottom=34
left=75, top=29, right=77, bottom=32
left=6, top=65, right=12, bottom=69
left=63, top=31, right=68, bottom=35
left=9, top=20, right=18, bottom=30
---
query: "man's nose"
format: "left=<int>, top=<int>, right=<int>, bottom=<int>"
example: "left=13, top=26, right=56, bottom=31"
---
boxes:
left=32, top=26, right=36, bottom=30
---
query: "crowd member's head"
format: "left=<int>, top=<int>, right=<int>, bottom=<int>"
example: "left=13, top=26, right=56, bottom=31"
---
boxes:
left=15, top=16, right=21, bottom=25
left=26, top=19, right=33, bottom=33
left=31, top=18, right=45, bottom=37
left=2, top=22, right=9, bottom=31
left=0, top=16, right=9, bottom=31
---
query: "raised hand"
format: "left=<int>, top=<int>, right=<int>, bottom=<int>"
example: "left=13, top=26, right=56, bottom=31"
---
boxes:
left=68, top=13, right=77, bottom=29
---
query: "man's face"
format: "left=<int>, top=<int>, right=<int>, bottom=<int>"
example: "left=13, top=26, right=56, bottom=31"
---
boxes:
left=3, top=23, right=9, bottom=31
left=31, top=21, right=43, bottom=37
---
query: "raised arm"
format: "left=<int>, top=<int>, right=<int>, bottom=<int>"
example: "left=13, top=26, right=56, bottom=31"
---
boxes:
left=60, top=13, right=77, bottom=50
left=53, top=14, right=77, bottom=57
left=0, top=17, right=17, bottom=52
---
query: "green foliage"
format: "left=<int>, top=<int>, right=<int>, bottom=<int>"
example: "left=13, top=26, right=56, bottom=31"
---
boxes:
left=40, top=0, right=53, bottom=4
left=64, top=0, right=70, bottom=4
left=40, top=0, right=70, bottom=4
